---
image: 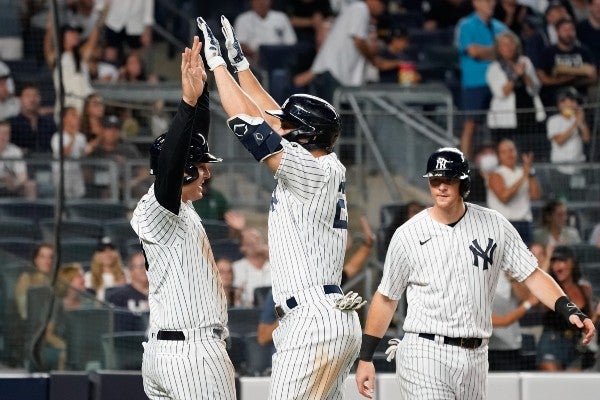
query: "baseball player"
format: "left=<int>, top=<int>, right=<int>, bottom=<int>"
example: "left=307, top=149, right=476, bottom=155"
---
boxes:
left=198, top=16, right=364, bottom=400
left=130, top=37, right=236, bottom=400
left=355, top=147, right=596, bottom=399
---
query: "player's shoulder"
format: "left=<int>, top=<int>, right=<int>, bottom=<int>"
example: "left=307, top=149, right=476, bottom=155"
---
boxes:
left=466, top=202, right=511, bottom=224
left=394, top=208, right=429, bottom=235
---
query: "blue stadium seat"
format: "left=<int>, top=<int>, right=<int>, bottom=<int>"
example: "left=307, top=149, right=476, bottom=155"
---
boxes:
left=0, top=237, right=39, bottom=261
left=101, top=331, right=146, bottom=370
left=64, top=308, right=111, bottom=370
left=0, top=200, right=55, bottom=222
left=0, top=217, right=39, bottom=240
left=39, top=218, right=104, bottom=242
left=227, top=307, right=262, bottom=336
left=65, top=201, right=128, bottom=221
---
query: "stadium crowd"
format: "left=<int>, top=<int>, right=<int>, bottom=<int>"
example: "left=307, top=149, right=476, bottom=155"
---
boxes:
left=0, top=0, right=599, bottom=377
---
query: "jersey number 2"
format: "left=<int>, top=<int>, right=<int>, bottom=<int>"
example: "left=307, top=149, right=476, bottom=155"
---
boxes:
left=333, top=182, right=348, bottom=229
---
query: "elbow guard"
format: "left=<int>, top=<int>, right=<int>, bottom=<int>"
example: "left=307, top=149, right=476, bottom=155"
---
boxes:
left=227, top=115, right=283, bottom=162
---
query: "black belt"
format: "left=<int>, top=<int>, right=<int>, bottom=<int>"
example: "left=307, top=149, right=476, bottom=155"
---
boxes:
left=156, top=328, right=224, bottom=341
left=157, top=330, right=185, bottom=341
left=418, top=333, right=483, bottom=349
left=274, top=285, right=343, bottom=319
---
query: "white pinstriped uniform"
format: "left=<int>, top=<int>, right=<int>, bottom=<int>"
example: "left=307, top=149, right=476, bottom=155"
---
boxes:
left=268, top=140, right=362, bottom=400
left=379, top=203, right=537, bottom=399
left=131, top=185, right=236, bottom=400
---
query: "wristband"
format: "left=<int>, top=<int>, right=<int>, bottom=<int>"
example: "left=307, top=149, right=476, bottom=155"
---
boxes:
left=521, top=301, right=531, bottom=310
left=555, top=295, right=588, bottom=323
left=359, top=334, right=382, bottom=362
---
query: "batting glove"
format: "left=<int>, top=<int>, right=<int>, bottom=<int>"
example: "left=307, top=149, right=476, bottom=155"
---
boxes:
left=196, top=17, right=226, bottom=71
left=334, top=291, right=367, bottom=311
left=221, top=15, right=250, bottom=72
left=385, top=338, right=401, bottom=362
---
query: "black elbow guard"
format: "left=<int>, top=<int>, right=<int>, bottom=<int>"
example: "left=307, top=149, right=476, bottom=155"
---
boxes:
left=227, top=115, right=283, bottom=162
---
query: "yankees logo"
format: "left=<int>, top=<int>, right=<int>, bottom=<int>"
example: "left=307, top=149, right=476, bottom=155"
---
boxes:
left=436, top=157, right=451, bottom=170
left=469, top=238, right=497, bottom=270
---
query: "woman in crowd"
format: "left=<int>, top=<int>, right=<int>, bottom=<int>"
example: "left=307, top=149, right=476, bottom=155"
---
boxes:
left=84, top=237, right=126, bottom=301
left=14, top=243, right=54, bottom=320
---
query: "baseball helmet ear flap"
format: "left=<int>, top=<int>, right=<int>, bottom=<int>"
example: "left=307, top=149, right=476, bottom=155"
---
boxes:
left=459, top=178, right=471, bottom=199
left=183, top=163, right=199, bottom=185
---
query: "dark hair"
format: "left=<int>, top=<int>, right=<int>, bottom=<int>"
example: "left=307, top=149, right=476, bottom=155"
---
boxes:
left=32, top=243, right=54, bottom=265
left=17, top=82, right=39, bottom=96
left=549, top=245, right=582, bottom=283
left=540, top=199, right=565, bottom=227
left=555, top=16, right=575, bottom=30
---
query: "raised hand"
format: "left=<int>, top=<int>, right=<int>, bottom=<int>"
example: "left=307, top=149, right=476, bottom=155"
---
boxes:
left=196, top=17, right=226, bottom=71
left=181, top=36, right=206, bottom=106
left=220, top=15, right=249, bottom=72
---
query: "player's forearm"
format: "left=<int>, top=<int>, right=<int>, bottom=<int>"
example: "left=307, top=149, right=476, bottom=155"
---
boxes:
left=364, top=291, right=398, bottom=337
left=237, top=70, right=281, bottom=128
left=213, top=66, right=262, bottom=118
left=190, top=85, right=210, bottom=137
left=523, top=268, right=566, bottom=309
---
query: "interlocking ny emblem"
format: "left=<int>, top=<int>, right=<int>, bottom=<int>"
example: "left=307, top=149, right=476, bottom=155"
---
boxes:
left=436, top=157, right=451, bottom=170
left=469, top=238, right=497, bottom=270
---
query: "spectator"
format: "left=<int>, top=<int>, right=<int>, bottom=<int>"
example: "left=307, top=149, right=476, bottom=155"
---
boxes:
left=536, top=17, right=597, bottom=107
left=375, top=27, right=421, bottom=85
left=533, top=199, right=582, bottom=246
left=51, top=106, right=88, bottom=199
left=14, top=244, right=55, bottom=320
left=0, top=62, right=19, bottom=121
left=216, top=257, right=242, bottom=307
left=589, top=223, right=600, bottom=247
left=294, top=0, right=389, bottom=102
left=493, top=0, right=536, bottom=37
left=106, top=251, right=149, bottom=313
left=546, top=86, right=590, bottom=176
left=422, top=0, right=473, bottom=30
left=524, top=1, right=570, bottom=66
left=192, top=164, right=230, bottom=220
left=84, top=236, right=127, bottom=301
left=486, top=31, right=546, bottom=152
left=233, top=228, right=271, bottom=307
left=487, top=139, right=542, bottom=245
left=570, top=0, right=591, bottom=21
left=118, top=51, right=157, bottom=83
left=95, top=0, right=154, bottom=64
left=44, top=262, right=96, bottom=370
left=529, top=241, right=551, bottom=272
left=80, top=93, right=105, bottom=142
left=0, top=121, right=37, bottom=199
left=537, top=245, right=595, bottom=370
left=0, top=0, right=23, bottom=60
left=576, top=0, right=600, bottom=69
left=489, top=271, right=539, bottom=371
left=86, top=114, right=150, bottom=198
left=287, top=0, right=333, bottom=45
left=234, top=0, right=298, bottom=65
left=456, top=0, right=509, bottom=158
left=9, top=83, right=56, bottom=155
left=65, top=0, right=102, bottom=40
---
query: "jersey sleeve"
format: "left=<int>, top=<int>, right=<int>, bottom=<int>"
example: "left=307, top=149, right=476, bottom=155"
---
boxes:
left=499, top=217, right=538, bottom=282
left=274, top=140, right=328, bottom=201
left=131, top=185, right=185, bottom=248
left=377, top=229, right=411, bottom=300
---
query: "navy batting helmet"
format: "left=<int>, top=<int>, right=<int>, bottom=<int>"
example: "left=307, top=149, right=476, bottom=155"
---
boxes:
left=150, top=132, right=222, bottom=185
left=265, top=94, right=341, bottom=153
left=423, top=147, right=471, bottom=198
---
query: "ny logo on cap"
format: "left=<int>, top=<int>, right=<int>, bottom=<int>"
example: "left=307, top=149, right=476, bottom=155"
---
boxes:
left=436, top=157, right=451, bottom=170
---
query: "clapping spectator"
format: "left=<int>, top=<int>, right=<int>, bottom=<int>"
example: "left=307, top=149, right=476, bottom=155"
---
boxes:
left=546, top=86, right=590, bottom=176
left=234, top=0, right=297, bottom=66
left=486, top=31, right=546, bottom=152
left=84, top=236, right=127, bottom=301
left=0, top=121, right=37, bottom=199
left=51, top=107, right=88, bottom=199
left=536, top=17, right=597, bottom=107
left=14, top=244, right=54, bottom=320
left=537, top=245, right=595, bottom=371
left=9, top=83, right=56, bottom=155
left=534, top=199, right=582, bottom=246
left=487, top=139, right=542, bottom=245
left=233, top=228, right=271, bottom=308
left=0, top=62, right=19, bottom=121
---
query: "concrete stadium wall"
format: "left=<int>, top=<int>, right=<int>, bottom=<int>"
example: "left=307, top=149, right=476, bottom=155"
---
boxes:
left=1, top=372, right=599, bottom=399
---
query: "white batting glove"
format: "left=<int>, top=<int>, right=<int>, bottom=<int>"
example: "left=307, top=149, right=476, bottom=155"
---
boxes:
left=220, top=15, right=250, bottom=72
left=385, top=338, right=401, bottom=362
left=196, top=17, right=226, bottom=71
left=334, top=291, right=367, bottom=311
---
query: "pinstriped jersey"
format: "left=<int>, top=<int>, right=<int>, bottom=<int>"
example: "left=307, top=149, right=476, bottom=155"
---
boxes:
left=131, top=185, right=228, bottom=331
left=378, top=203, right=537, bottom=339
left=269, top=140, right=348, bottom=305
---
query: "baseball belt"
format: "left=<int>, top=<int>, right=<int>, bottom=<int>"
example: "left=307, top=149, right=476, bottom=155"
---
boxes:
left=274, top=284, right=343, bottom=319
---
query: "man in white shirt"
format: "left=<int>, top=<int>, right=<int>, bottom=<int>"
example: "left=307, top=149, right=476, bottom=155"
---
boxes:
left=233, top=228, right=271, bottom=307
left=234, top=0, right=297, bottom=64
left=0, top=121, right=36, bottom=199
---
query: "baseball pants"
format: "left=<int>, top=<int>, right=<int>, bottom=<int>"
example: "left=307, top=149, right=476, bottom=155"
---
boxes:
left=396, top=332, right=489, bottom=400
left=142, top=327, right=236, bottom=400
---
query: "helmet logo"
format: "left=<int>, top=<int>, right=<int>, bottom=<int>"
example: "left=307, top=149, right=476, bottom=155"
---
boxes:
left=436, top=157, right=451, bottom=170
left=232, top=123, right=248, bottom=137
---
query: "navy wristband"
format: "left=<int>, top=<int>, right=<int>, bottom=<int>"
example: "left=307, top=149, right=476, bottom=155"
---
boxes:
left=555, top=295, right=588, bottom=323
left=359, top=334, right=382, bottom=362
